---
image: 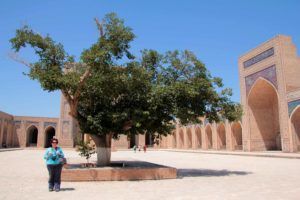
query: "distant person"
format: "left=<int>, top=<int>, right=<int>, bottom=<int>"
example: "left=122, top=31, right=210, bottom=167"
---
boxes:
left=143, top=145, right=147, bottom=153
left=43, top=138, right=65, bottom=192
left=133, top=145, right=137, bottom=153
left=138, top=145, right=141, bottom=152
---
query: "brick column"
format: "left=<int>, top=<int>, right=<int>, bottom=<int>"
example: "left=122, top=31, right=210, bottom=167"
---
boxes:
left=212, top=122, right=218, bottom=150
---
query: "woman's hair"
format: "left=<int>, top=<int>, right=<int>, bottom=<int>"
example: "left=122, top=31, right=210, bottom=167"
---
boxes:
left=50, top=138, right=58, bottom=144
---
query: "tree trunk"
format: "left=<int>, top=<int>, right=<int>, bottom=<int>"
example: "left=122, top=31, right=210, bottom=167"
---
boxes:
left=90, top=134, right=112, bottom=166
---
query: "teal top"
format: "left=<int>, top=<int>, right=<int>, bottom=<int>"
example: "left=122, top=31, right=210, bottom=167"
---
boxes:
left=43, top=147, right=65, bottom=165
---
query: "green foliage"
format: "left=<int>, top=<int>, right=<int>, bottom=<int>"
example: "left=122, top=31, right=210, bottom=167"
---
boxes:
left=10, top=25, right=77, bottom=92
left=80, top=13, right=135, bottom=68
left=220, top=103, right=243, bottom=122
left=10, top=12, right=243, bottom=140
left=76, top=140, right=96, bottom=163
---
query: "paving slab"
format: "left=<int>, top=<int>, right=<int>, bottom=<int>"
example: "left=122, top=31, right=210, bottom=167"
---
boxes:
left=1, top=149, right=300, bottom=200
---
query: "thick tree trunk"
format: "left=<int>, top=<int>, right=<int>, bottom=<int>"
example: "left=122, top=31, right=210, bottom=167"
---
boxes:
left=90, top=134, right=112, bottom=166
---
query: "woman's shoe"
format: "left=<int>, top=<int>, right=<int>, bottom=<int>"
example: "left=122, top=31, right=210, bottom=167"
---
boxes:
left=54, top=183, right=60, bottom=192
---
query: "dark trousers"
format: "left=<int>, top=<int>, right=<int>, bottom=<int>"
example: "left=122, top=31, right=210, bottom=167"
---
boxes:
left=47, top=164, right=63, bottom=189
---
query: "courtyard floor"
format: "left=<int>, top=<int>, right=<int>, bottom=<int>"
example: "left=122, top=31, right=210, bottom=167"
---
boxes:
left=1, top=149, right=300, bottom=200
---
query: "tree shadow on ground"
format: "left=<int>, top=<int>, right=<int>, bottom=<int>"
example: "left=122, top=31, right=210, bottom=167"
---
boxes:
left=60, top=188, right=75, bottom=191
left=177, top=168, right=252, bottom=178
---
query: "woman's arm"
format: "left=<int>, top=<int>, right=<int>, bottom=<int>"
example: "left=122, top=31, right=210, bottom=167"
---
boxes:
left=43, top=148, right=50, bottom=160
left=58, top=148, right=65, bottom=158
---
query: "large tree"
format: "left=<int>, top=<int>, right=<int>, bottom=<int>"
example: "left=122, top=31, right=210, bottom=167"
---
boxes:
left=10, top=13, right=241, bottom=166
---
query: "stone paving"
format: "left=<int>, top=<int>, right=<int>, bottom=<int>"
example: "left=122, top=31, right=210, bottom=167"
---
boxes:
left=161, top=149, right=300, bottom=159
left=1, top=149, right=300, bottom=200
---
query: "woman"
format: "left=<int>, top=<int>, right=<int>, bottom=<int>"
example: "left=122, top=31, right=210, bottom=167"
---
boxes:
left=43, top=138, right=65, bottom=192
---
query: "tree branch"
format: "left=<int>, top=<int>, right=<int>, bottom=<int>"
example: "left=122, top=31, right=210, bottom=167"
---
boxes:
left=62, top=62, right=92, bottom=119
left=123, top=120, right=133, bottom=131
left=94, top=18, right=104, bottom=37
left=73, top=64, right=92, bottom=103
left=8, top=52, right=32, bottom=68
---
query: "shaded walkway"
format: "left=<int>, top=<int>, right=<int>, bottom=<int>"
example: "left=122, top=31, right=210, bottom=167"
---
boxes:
left=178, top=168, right=251, bottom=178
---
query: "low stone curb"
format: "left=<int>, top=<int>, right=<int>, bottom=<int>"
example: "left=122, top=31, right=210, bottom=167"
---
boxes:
left=62, top=161, right=177, bottom=181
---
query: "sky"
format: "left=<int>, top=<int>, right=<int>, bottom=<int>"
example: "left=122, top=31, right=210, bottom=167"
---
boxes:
left=0, top=0, right=299, bottom=118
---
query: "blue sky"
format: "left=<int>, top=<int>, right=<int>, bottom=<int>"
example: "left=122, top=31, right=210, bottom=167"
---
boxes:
left=0, top=0, right=299, bottom=117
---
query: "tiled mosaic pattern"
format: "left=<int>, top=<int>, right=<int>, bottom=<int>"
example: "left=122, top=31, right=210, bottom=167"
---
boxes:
left=244, top=47, right=274, bottom=68
left=288, top=99, right=300, bottom=116
left=245, top=65, right=277, bottom=95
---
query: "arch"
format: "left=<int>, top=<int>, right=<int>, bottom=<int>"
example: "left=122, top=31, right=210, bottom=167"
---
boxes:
left=145, top=132, right=155, bottom=147
left=186, top=127, right=192, bottom=148
left=129, top=134, right=136, bottom=148
left=2, top=126, right=8, bottom=147
left=160, top=135, right=168, bottom=148
left=247, top=77, right=278, bottom=99
left=231, top=122, right=242, bottom=150
left=172, top=131, right=177, bottom=148
left=217, top=123, right=226, bottom=150
left=26, top=125, right=38, bottom=147
left=44, top=126, right=55, bottom=148
left=205, top=125, right=213, bottom=149
left=178, top=128, right=184, bottom=149
left=248, top=78, right=281, bottom=150
left=195, top=126, right=202, bottom=149
left=290, top=105, right=300, bottom=119
left=291, top=105, right=300, bottom=151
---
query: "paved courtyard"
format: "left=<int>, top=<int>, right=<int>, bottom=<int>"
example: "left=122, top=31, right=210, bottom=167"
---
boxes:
left=1, top=149, right=300, bottom=200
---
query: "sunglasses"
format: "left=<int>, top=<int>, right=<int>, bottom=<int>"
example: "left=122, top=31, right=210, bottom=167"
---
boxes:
left=52, top=142, right=58, bottom=144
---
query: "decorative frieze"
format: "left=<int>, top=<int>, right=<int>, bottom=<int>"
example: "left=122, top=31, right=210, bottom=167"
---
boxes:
left=25, top=121, right=39, bottom=128
left=44, top=122, right=57, bottom=128
left=62, top=121, right=70, bottom=138
left=245, top=65, right=277, bottom=95
left=14, top=120, right=21, bottom=129
left=287, top=90, right=300, bottom=101
left=243, top=47, right=274, bottom=68
left=14, top=120, right=21, bottom=124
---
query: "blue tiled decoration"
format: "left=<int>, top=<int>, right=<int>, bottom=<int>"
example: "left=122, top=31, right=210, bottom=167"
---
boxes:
left=243, top=47, right=274, bottom=68
left=245, top=65, right=277, bottom=95
left=288, top=99, right=300, bottom=116
left=44, top=122, right=57, bottom=128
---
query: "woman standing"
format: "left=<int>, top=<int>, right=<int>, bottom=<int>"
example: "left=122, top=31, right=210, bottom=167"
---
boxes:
left=43, top=138, right=65, bottom=192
